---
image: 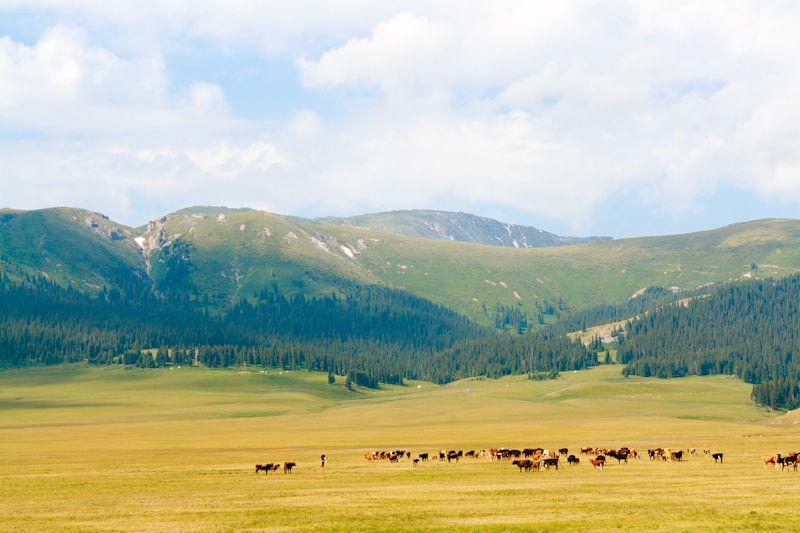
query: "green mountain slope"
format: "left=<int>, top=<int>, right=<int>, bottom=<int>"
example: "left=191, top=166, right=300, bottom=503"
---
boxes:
left=3, top=206, right=800, bottom=327
left=138, top=209, right=379, bottom=305
left=0, top=207, right=146, bottom=290
left=312, top=209, right=611, bottom=248
left=314, top=218, right=800, bottom=323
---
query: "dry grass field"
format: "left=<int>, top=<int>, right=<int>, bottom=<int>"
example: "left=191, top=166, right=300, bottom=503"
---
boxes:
left=2, top=364, right=800, bottom=532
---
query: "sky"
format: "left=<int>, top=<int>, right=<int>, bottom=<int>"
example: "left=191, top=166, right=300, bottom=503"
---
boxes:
left=1, top=1, right=799, bottom=238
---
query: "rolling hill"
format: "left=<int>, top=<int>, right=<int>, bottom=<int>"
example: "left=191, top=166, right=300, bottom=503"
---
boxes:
left=2, top=207, right=800, bottom=325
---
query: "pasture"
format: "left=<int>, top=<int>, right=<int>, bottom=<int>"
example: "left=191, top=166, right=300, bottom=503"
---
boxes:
left=2, top=364, right=800, bottom=532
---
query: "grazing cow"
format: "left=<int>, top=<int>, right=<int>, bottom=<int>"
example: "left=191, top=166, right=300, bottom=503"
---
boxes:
left=590, top=458, right=605, bottom=470
left=671, top=450, right=684, bottom=462
left=580, top=447, right=593, bottom=456
left=283, top=462, right=296, bottom=474
left=712, top=452, right=724, bottom=463
left=465, top=450, right=476, bottom=458
left=542, top=457, right=559, bottom=470
left=255, top=463, right=273, bottom=475
left=763, top=454, right=782, bottom=469
left=389, top=454, right=399, bottom=463
left=567, top=455, right=580, bottom=466
left=512, top=459, right=533, bottom=472
left=418, top=453, right=429, bottom=462
left=413, top=458, right=419, bottom=467
left=608, top=450, right=628, bottom=464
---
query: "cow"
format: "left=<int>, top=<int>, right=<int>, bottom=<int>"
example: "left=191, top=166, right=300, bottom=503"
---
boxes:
left=567, top=455, right=580, bottom=466
left=580, top=447, right=594, bottom=456
left=447, top=451, right=460, bottom=463
left=465, top=450, right=476, bottom=459
left=321, top=454, right=327, bottom=469
left=522, top=448, right=536, bottom=458
left=783, top=454, right=798, bottom=471
left=558, top=448, right=569, bottom=457
left=671, top=450, right=684, bottom=462
left=512, top=459, right=533, bottom=472
left=712, top=452, right=724, bottom=463
left=608, top=450, right=628, bottom=464
left=590, top=458, right=605, bottom=469
left=542, top=457, right=559, bottom=470
left=688, top=448, right=697, bottom=456
left=255, top=463, right=273, bottom=474
left=418, top=453, right=429, bottom=462
left=413, top=458, right=419, bottom=467
left=704, top=448, right=711, bottom=456
left=283, top=462, right=296, bottom=474
left=763, top=454, right=782, bottom=469
left=389, top=454, right=399, bottom=463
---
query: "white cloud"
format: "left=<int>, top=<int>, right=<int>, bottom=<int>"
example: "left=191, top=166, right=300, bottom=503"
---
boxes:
left=2, top=2, right=800, bottom=233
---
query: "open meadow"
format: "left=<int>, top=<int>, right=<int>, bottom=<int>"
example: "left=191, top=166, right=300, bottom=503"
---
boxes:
left=2, top=364, right=800, bottom=532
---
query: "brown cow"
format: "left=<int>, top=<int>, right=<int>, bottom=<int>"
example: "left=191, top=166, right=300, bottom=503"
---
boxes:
left=763, top=453, right=781, bottom=469
left=512, top=459, right=533, bottom=472
left=590, top=458, right=605, bottom=469
left=283, top=461, right=296, bottom=473
left=255, top=463, right=273, bottom=474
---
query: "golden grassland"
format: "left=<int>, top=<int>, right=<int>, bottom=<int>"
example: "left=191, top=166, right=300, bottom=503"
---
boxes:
left=2, top=364, right=800, bottom=532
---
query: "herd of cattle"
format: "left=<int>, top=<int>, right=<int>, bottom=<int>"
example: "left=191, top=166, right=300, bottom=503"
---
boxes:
left=762, top=452, right=800, bottom=470
left=255, top=447, right=800, bottom=475
left=362, top=446, right=726, bottom=471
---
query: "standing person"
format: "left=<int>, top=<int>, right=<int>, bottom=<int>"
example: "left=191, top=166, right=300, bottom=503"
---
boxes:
left=321, top=454, right=327, bottom=469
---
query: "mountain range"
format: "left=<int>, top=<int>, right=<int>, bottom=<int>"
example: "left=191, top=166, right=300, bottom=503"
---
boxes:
left=2, top=205, right=799, bottom=325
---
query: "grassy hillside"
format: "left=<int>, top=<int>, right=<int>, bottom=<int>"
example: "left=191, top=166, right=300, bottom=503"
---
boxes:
left=3, top=207, right=800, bottom=324
left=2, top=364, right=799, bottom=532
left=0, top=207, right=146, bottom=290
left=142, top=209, right=380, bottom=304
left=317, top=218, right=800, bottom=322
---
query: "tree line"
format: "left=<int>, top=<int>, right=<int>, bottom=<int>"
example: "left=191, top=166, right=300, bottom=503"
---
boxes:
left=613, top=274, right=800, bottom=409
left=0, top=273, right=595, bottom=385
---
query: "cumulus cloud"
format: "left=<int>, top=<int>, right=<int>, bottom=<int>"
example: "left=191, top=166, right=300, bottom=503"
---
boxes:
left=1, top=1, right=800, bottom=232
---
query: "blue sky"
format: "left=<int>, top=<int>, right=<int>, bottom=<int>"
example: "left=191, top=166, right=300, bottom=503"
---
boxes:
left=1, top=2, right=799, bottom=238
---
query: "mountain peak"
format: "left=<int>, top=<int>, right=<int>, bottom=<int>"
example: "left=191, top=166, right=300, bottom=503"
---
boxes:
left=312, top=209, right=612, bottom=248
